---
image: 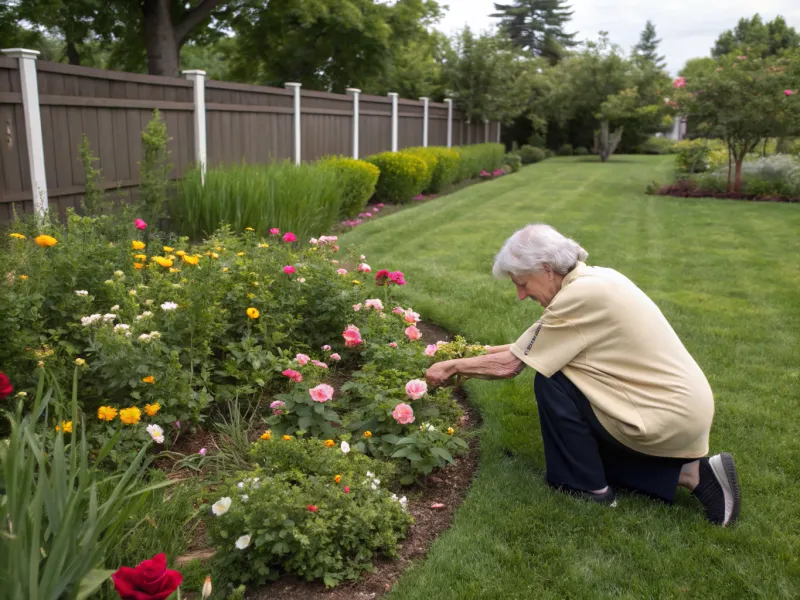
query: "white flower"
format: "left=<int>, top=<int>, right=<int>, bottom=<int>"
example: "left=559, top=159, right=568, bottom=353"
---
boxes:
left=366, top=471, right=374, bottom=478
left=297, top=277, right=306, bottom=283
left=212, top=497, right=232, bottom=516
left=145, top=299, right=153, bottom=305
left=74, top=290, right=89, bottom=296
left=136, top=311, right=153, bottom=320
left=102, top=313, right=117, bottom=323
left=161, top=301, right=178, bottom=311
left=104, top=280, right=114, bottom=285
left=399, top=496, right=408, bottom=510
left=237, top=481, right=245, bottom=489
left=81, top=314, right=102, bottom=326
left=128, top=289, right=137, bottom=296
left=420, top=422, right=435, bottom=432
left=139, top=333, right=151, bottom=342
left=241, top=494, right=249, bottom=503
left=309, top=238, right=319, bottom=245
left=114, top=270, right=124, bottom=278
left=149, top=331, right=161, bottom=339
left=114, top=324, right=130, bottom=334
left=235, top=535, right=251, bottom=550
left=110, top=304, right=120, bottom=311
left=341, top=440, right=350, bottom=454
left=146, top=424, right=165, bottom=444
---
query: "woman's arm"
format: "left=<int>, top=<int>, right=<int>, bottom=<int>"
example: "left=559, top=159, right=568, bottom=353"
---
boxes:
left=484, top=344, right=512, bottom=354
left=425, top=351, right=525, bottom=386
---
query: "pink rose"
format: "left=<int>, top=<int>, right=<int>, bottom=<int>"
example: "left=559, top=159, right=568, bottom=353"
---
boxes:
left=365, top=298, right=384, bottom=311
left=424, top=344, right=438, bottom=357
left=322, top=345, right=332, bottom=351
left=360, top=255, right=366, bottom=260
left=330, top=353, right=341, bottom=361
left=392, top=402, right=415, bottom=424
left=337, top=268, right=348, bottom=275
left=282, top=232, right=297, bottom=243
left=283, top=265, right=296, bottom=275
left=312, top=360, right=328, bottom=369
left=343, top=325, right=363, bottom=348
left=405, top=379, right=428, bottom=400
left=403, top=309, right=420, bottom=324
left=389, top=342, right=398, bottom=348
left=310, top=238, right=319, bottom=245
left=333, top=245, right=339, bottom=252
left=270, top=400, right=286, bottom=415
left=372, top=207, right=379, bottom=212
left=353, top=303, right=362, bottom=312
left=309, top=383, right=334, bottom=403
left=134, top=218, right=147, bottom=230
left=331, top=260, right=339, bottom=265
left=296, top=353, right=310, bottom=365
left=358, top=263, right=371, bottom=273
left=392, top=306, right=405, bottom=315
left=785, top=90, right=794, bottom=97
left=282, top=369, right=303, bottom=382
left=405, top=325, right=421, bottom=341
left=270, top=228, right=280, bottom=235
left=673, top=77, right=686, bottom=88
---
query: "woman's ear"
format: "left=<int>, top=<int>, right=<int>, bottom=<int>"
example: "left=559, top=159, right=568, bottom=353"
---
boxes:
left=543, top=264, right=554, bottom=279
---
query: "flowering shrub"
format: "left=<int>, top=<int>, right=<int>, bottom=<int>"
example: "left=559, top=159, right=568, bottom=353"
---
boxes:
left=206, top=438, right=412, bottom=588
left=366, top=151, right=430, bottom=203
left=318, top=156, right=380, bottom=218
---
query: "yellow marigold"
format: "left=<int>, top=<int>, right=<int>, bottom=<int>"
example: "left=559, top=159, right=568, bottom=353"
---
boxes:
left=363, top=431, right=372, bottom=438
left=169, top=268, right=181, bottom=273
left=246, top=307, right=259, bottom=319
left=153, top=256, right=173, bottom=268
left=175, top=250, right=187, bottom=257
left=282, top=434, right=292, bottom=441
left=134, top=262, right=145, bottom=270
left=19, top=274, right=28, bottom=280
left=351, top=280, right=361, bottom=285
left=132, top=240, right=146, bottom=250
left=260, top=430, right=272, bottom=440
left=237, top=252, right=245, bottom=257
left=209, top=252, right=219, bottom=259
left=257, top=243, right=269, bottom=249
left=9, top=233, right=26, bottom=240
left=324, top=439, right=335, bottom=448
left=119, top=407, right=141, bottom=425
left=182, top=254, right=200, bottom=265
left=134, top=254, right=147, bottom=261
left=247, top=293, right=255, bottom=299
left=55, top=420, right=73, bottom=433
left=97, top=406, right=118, bottom=421
left=215, top=246, right=223, bottom=252
left=35, top=234, right=58, bottom=248
left=447, top=427, right=455, bottom=435
left=245, top=227, right=254, bottom=231
left=144, top=402, right=161, bottom=416
left=142, top=375, right=155, bottom=384
left=252, top=281, right=259, bottom=286
left=222, top=267, right=229, bottom=272
left=163, top=246, right=174, bottom=253
left=334, top=474, right=342, bottom=483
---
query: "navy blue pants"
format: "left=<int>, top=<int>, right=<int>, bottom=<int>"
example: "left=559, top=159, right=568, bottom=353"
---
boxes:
left=534, top=371, right=692, bottom=503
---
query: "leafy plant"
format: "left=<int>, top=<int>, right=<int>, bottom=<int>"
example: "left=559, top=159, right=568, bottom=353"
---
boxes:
left=405, top=146, right=461, bottom=193
left=456, top=143, right=506, bottom=179
left=366, top=151, right=429, bottom=203
left=505, top=152, right=522, bottom=172
left=139, top=109, right=172, bottom=222
left=573, top=146, right=589, bottom=156
left=78, top=133, right=106, bottom=216
left=637, top=136, right=677, bottom=155
left=318, top=156, right=380, bottom=218
left=519, top=145, right=546, bottom=164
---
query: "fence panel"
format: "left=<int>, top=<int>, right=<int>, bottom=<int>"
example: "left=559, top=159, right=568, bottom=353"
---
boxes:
left=398, top=99, right=424, bottom=150
left=0, top=56, right=33, bottom=219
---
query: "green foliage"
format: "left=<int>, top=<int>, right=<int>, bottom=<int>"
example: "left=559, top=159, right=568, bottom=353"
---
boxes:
left=633, top=20, right=666, bottom=70
left=139, top=109, right=172, bottom=221
left=318, top=156, right=380, bottom=218
left=78, top=133, right=105, bottom=216
left=205, top=458, right=413, bottom=588
left=401, top=147, right=437, bottom=192
left=712, top=14, right=800, bottom=59
left=505, top=153, right=522, bottom=172
left=519, top=145, right=546, bottom=164
left=693, top=154, right=800, bottom=198
left=491, top=0, right=578, bottom=63
left=557, top=143, right=573, bottom=156
left=456, top=143, right=507, bottom=179
left=366, top=152, right=429, bottom=203
left=674, top=139, right=726, bottom=173
left=573, top=146, right=589, bottom=156
left=173, top=162, right=344, bottom=239
left=637, top=136, right=677, bottom=155
left=0, top=369, right=171, bottom=600
left=405, top=147, right=462, bottom=193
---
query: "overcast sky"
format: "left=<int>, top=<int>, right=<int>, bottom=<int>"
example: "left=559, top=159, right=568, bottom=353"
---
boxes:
left=437, top=0, right=800, bottom=75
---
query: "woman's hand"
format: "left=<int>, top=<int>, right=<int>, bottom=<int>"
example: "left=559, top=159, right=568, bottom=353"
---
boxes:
left=425, top=360, right=458, bottom=387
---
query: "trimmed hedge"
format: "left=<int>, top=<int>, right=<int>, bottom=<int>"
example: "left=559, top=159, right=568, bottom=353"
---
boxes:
left=519, top=145, right=546, bottom=164
left=406, top=146, right=461, bottom=193
left=457, top=143, right=506, bottom=180
left=319, top=156, right=380, bottom=218
left=558, top=144, right=574, bottom=156
left=366, top=151, right=429, bottom=203
left=402, top=147, right=438, bottom=192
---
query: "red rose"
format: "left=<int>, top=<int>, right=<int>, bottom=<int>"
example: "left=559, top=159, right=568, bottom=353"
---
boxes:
left=375, top=269, right=390, bottom=286
left=0, top=373, right=12, bottom=400
left=112, top=553, right=182, bottom=600
left=307, top=504, right=318, bottom=512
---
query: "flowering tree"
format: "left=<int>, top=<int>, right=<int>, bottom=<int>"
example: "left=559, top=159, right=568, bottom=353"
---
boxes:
left=673, top=53, right=800, bottom=191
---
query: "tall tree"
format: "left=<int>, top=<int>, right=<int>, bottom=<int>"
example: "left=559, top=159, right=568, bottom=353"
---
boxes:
left=491, top=0, right=578, bottom=63
left=633, top=20, right=666, bottom=69
left=712, top=14, right=800, bottom=59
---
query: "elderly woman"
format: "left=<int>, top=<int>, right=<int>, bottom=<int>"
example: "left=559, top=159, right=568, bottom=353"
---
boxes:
left=425, top=224, right=741, bottom=526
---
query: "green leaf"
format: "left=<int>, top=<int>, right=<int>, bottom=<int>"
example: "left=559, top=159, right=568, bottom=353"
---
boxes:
left=298, top=416, right=313, bottom=430
left=381, top=434, right=400, bottom=444
left=76, top=569, right=115, bottom=600
left=430, top=447, right=455, bottom=464
left=396, top=437, right=416, bottom=446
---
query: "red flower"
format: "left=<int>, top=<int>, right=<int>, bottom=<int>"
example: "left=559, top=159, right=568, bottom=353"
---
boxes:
left=112, top=553, right=182, bottom=600
left=375, top=269, right=390, bottom=285
left=344, top=486, right=350, bottom=494
left=307, top=504, right=318, bottom=512
left=0, top=373, right=12, bottom=400
left=388, top=271, right=406, bottom=286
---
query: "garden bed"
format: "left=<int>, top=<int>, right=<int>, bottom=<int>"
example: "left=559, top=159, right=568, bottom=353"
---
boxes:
left=654, top=181, right=800, bottom=203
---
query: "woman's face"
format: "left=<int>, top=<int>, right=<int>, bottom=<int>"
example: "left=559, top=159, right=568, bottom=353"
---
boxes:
left=510, top=266, right=563, bottom=307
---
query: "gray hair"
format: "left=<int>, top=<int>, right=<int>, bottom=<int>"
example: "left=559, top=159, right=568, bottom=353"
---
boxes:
left=492, top=224, right=588, bottom=278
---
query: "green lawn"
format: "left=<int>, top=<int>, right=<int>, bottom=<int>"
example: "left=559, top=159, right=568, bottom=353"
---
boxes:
left=341, top=156, right=800, bottom=599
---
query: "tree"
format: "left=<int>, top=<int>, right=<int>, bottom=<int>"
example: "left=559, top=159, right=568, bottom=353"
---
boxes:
left=673, top=53, right=800, bottom=191
left=633, top=20, right=666, bottom=69
left=492, top=0, right=578, bottom=63
left=712, top=14, right=800, bottom=59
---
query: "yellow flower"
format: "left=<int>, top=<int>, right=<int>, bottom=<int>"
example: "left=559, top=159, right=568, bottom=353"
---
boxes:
left=119, top=407, right=141, bottom=425
left=98, top=406, right=118, bottom=421
left=363, top=431, right=372, bottom=438
left=282, top=434, right=292, bottom=441
left=142, top=375, right=155, bottom=384
left=257, top=244, right=269, bottom=249
left=222, top=267, right=229, bottom=272
left=246, top=307, right=259, bottom=319
left=55, top=420, right=73, bottom=433
left=175, top=250, right=187, bottom=257
left=132, top=240, right=146, bottom=250
left=260, top=430, right=271, bottom=440
left=182, top=254, right=200, bottom=265
left=134, top=254, right=147, bottom=261
left=75, top=358, right=86, bottom=366
left=252, top=281, right=259, bottom=286
left=334, top=474, right=342, bottom=483
left=247, top=293, right=255, bottom=299
left=144, top=403, right=161, bottom=416
left=351, top=280, right=361, bottom=285
left=209, top=252, right=219, bottom=259
left=324, top=439, right=335, bottom=448
left=163, top=246, right=174, bottom=253
left=9, top=233, right=26, bottom=240
left=169, top=268, right=181, bottom=273
left=35, top=234, right=57, bottom=247
left=245, top=227, right=254, bottom=231
left=447, top=427, right=455, bottom=435
left=215, top=246, right=224, bottom=252
left=134, top=262, right=145, bottom=270
left=19, top=274, right=28, bottom=280
left=237, top=252, right=245, bottom=257
left=153, top=256, right=173, bottom=268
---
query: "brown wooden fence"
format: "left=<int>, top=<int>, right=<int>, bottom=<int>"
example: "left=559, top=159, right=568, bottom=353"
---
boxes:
left=0, top=53, right=501, bottom=222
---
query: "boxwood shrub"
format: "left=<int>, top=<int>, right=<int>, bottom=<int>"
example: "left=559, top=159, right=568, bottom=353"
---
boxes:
left=366, top=152, right=429, bottom=203
left=318, top=156, right=380, bottom=218
left=405, top=146, right=461, bottom=193
left=519, top=145, right=546, bottom=164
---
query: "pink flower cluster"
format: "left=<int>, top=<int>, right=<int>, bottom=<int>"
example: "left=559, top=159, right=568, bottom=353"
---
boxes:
left=270, top=400, right=286, bottom=415
left=375, top=269, right=406, bottom=286
left=342, top=205, right=384, bottom=228
left=282, top=369, right=302, bottom=382
left=364, top=298, right=384, bottom=311
left=357, top=263, right=371, bottom=273
left=392, top=306, right=420, bottom=324
left=405, top=325, right=421, bottom=341
left=673, top=77, right=686, bottom=89
left=343, top=325, right=363, bottom=347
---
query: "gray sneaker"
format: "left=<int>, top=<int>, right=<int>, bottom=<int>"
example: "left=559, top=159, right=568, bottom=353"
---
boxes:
left=692, top=453, right=741, bottom=526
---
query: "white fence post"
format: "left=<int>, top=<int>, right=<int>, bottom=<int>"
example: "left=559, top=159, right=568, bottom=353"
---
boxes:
left=445, top=98, right=453, bottom=148
left=182, top=70, right=207, bottom=181
left=3, top=48, right=48, bottom=215
left=346, top=88, right=360, bottom=159
left=285, top=82, right=302, bottom=164
left=420, top=97, right=429, bottom=147
left=388, top=92, right=399, bottom=152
